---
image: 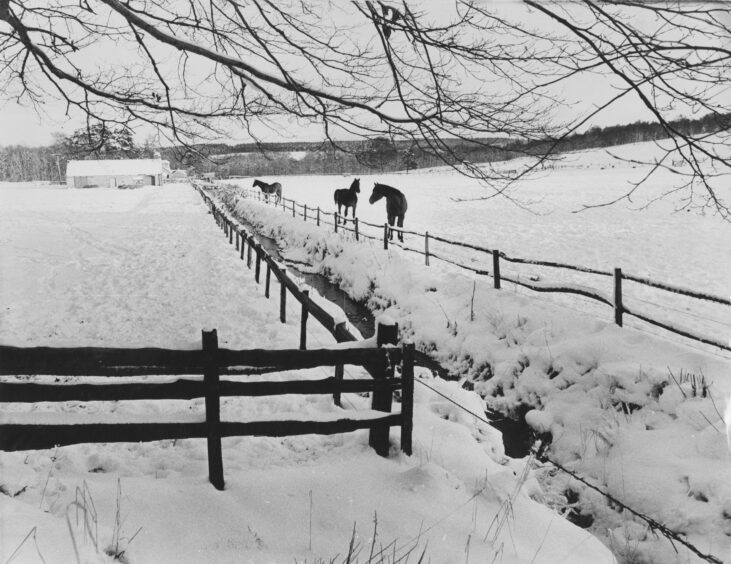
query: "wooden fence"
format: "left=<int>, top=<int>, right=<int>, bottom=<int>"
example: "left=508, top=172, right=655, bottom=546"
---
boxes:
left=0, top=328, right=414, bottom=490
left=196, top=186, right=385, bottom=349
left=224, top=186, right=730, bottom=353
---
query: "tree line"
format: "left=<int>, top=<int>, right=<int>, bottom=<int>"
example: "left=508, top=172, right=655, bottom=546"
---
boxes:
left=0, top=123, right=157, bottom=182
left=1, top=111, right=727, bottom=183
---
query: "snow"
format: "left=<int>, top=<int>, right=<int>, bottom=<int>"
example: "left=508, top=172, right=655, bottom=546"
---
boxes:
left=0, top=183, right=613, bottom=563
left=212, top=141, right=731, bottom=564
left=525, top=410, right=553, bottom=434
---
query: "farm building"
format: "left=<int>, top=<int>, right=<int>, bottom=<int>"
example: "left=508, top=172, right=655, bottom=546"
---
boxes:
left=169, top=169, right=189, bottom=181
left=65, top=158, right=171, bottom=189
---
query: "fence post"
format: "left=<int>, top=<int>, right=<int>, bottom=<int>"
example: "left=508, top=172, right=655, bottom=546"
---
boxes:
left=228, top=222, right=233, bottom=245
left=317, top=207, right=321, bottom=227
left=370, top=319, right=398, bottom=457
left=304, top=204, right=308, bottom=222
left=235, top=230, right=239, bottom=252
left=255, top=244, right=262, bottom=283
left=424, top=231, right=430, bottom=266
left=247, top=238, right=253, bottom=269
left=401, top=342, right=414, bottom=456
left=292, top=200, right=296, bottom=218
left=265, top=262, right=271, bottom=298
left=614, top=267, right=623, bottom=327
left=240, top=230, right=245, bottom=260
left=300, top=289, right=309, bottom=350
left=333, top=364, right=344, bottom=407
left=333, top=321, right=346, bottom=406
left=280, top=267, right=287, bottom=323
left=334, top=213, right=338, bottom=233
left=202, top=329, right=224, bottom=490
left=492, top=249, right=501, bottom=289
left=383, top=223, right=389, bottom=250
left=355, top=217, right=359, bottom=241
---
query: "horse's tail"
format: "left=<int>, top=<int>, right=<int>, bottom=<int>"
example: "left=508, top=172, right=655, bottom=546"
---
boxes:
left=333, top=190, right=339, bottom=204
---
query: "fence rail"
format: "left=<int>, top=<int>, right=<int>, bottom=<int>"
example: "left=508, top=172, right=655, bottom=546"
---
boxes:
left=223, top=185, right=730, bottom=353
left=4, top=186, right=419, bottom=486
left=0, top=329, right=414, bottom=489
left=199, top=182, right=421, bottom=454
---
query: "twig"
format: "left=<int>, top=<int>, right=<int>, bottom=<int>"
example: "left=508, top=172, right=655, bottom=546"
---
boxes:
left=469, top=280, right=476, bottom=322
left=698, top=410, right=720, bottom=433
left=39, top=447, right=58, bottom=510
left=667, top=367, right=687, bottom=399
left=4, top=527, right=47, bottom=564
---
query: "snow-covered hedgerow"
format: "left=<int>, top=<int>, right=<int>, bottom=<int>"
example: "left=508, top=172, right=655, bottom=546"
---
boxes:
left=214, top=184, right=731, bottom=564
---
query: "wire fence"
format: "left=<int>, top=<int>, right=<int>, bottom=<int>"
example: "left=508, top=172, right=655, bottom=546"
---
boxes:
left=231, top=186, right=730, bottom=353
left=413, top=377, right=724, bottom=564
left=200, top=182, right=724, bottom=563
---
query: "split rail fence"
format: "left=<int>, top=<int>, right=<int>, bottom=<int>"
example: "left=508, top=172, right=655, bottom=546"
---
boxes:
left=0, top=328, right=414, bottom=490
left=1, top=186, right=416, bottom=488
left=227, top=186, right=730, bottom=353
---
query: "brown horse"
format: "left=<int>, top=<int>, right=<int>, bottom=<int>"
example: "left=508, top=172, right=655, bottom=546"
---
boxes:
left=369, top=183, right=407, bottom=242
left=253, top=179, right=282, bottom=204
left=333, top=178, right=360, bottom=224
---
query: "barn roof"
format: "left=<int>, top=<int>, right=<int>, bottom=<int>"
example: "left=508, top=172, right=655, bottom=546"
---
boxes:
left=66, top=159, right=168, bottom=177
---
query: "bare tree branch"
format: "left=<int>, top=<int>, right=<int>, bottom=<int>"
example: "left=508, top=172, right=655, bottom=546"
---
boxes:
left=0, top=0, right=727, bottom=215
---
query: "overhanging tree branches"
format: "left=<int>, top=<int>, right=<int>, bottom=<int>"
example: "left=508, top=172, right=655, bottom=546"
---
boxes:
left=0, top=0, right=728, bottom=215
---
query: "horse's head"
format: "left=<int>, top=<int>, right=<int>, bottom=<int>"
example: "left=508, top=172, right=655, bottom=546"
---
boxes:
left=352, top=178, right=361, bottom=193
left=369, top=183, right=383, bottom=204
left=252, top=180, right=259, bottom=188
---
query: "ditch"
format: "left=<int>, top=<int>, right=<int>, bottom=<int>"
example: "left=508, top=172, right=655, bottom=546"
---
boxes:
left=237, top=218, right=538, bottom=459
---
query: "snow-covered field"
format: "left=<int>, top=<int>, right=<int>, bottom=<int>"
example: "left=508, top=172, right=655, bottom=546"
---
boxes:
left=235, top=141, right=731, bottom=347
left=0, top=184, right=614, bottom=563
left=214, top=142, right=731, bottom=564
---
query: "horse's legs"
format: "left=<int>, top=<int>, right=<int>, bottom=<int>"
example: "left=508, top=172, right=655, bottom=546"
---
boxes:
left=337, top=203, right=342, bottom=224
left=397, top=215, right=404, bottom=242
left=388, top=215, right=395, bottom=240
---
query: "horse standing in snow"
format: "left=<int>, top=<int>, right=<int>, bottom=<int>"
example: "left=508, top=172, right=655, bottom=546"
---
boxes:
left=253, top=179, right=282, bottom=205
left=369, top=183, right=407, bottom=242
left=333, top=178, right=360, bottom=224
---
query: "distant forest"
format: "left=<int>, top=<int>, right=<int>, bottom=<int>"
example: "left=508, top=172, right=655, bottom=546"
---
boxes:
left=1, top=112, right=727, bottom=182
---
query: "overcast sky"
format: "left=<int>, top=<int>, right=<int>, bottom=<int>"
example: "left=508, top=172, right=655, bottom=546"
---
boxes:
left=0, top=0, right=712, bottom=148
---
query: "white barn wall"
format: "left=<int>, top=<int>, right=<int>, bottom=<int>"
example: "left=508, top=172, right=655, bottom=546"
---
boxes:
left=66, top=159, right=168, bottom=189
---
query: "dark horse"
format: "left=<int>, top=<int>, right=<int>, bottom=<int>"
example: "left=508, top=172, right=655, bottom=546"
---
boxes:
left=333, top=178, right=360, bottom=224
left=253, top=179, right=282, bottom=205
left=369, top=183, right=407, bottom=242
